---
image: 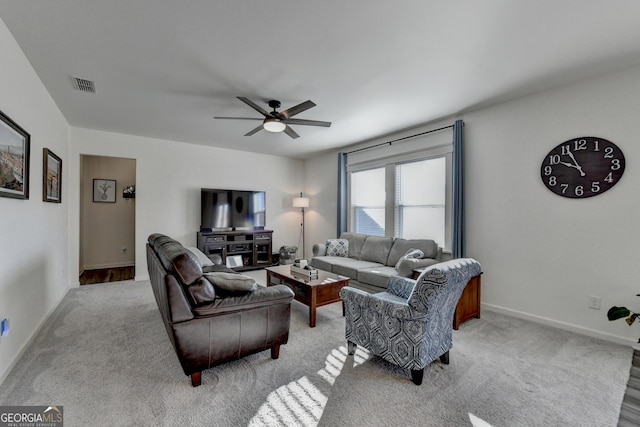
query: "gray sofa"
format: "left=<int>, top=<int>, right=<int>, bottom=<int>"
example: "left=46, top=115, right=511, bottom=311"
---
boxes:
left=311, top=232, right=451, bottom=293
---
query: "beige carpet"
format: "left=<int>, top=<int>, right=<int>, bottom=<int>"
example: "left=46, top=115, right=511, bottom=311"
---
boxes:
left=0, top=274, right=632, bottom=427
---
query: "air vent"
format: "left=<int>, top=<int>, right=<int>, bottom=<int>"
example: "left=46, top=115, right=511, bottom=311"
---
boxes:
left=71, top=77, right=96, bottom=93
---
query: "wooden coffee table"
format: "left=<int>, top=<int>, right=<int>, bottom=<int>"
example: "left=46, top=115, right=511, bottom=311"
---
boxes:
left=266, top=265, right=350, bottom=327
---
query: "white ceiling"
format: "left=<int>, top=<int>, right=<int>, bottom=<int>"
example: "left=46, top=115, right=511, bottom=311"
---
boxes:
left=2, top=1, right=640, bottom=159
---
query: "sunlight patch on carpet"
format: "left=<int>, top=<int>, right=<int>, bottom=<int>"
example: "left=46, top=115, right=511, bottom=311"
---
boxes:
left=249, top=345, right=371, bottom=426
left=469, top=413, right=494, bottom=427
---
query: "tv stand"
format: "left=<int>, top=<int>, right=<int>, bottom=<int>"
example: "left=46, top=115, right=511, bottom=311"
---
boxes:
left=197, top=230, right=273, bottom=271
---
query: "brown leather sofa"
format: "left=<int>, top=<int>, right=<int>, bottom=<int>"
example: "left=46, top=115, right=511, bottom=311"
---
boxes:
left=146, top=233, right=294, bottom=386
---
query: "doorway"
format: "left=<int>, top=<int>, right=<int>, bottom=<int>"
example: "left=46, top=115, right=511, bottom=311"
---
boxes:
left=79, top=155, right=136, bottom=284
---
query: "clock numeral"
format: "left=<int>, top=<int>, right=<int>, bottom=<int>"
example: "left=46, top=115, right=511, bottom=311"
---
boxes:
left=591, top=182, right=600, bottom=193
left=604, top=172, right=614, bottom=183
left=593, top=140, right=600, bottom=151
left=548, top=176, right=557, bottom=186
left=544, top=166, right=552, bottom=176
left=561, top=145, right=571, bottom=155
left=549, top=154, right=560, bottom=165
left=575, top=186, right=584, bottom=197
left=561, top=184, right=568, bottom=193
left=573, top=139, right=587, bottom=151
left=611, top=159, right=621, bottom=170
left=604, top=147, right=614, bottom=158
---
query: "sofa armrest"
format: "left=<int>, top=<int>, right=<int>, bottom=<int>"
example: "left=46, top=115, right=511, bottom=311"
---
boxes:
left=312, top=243, right=327, bottom=256
left=192, top=285, right=294, bottom=317
left=340, top=286, right=420, bottom=320
left=396, top=257, right=440, bottom=277
left=439, top=250, right=452, bottom=261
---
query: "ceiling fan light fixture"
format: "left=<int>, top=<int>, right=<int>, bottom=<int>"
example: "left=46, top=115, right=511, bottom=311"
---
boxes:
left=263, top=118, right=286, bottom=133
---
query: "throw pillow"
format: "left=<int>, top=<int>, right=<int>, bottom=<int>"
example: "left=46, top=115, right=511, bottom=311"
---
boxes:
left=186, top=246, right=214, bottom=267
left=326, top=239, right=349, bottom=257
left=395, top=248, right=424, bottom=270
left=204, top=272, right=258, bottom=292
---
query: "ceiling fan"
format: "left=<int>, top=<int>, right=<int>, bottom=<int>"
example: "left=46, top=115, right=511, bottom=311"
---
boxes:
left=214, top=97, right=331, bottom=139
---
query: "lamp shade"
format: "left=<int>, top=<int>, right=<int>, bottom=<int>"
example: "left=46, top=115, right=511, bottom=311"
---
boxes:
left=263, top=118, right=286, bottom=133
left=293, top=196, right=309, bottom=208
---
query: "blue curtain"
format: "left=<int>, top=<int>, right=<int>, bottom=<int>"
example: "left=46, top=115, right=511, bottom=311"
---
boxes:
left=452, top=120, right=465, bottom=258
left=337, top=152, right=348, bottom=237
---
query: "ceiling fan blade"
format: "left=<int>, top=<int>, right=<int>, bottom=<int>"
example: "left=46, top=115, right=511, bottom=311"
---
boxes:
left=244, top=124, right=264, bottom=136
left=280, top=100, right=316, bottom=118
left=214, top=116, right=264, bottom=121
left=284, top=118, right=332, bottom=127
left=283, top=126, right=300, bottom=139
left=237, top=97, right=270, bottom=116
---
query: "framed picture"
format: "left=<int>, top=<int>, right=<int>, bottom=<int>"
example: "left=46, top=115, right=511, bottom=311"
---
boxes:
left=93, top=179, right=116, bottom=203
left=0, top=109, right=30, bottom=199
left=43, top=148, right=62, bottom=203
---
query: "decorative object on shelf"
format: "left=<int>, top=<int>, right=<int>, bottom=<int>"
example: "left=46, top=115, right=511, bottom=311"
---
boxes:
left=0, top=109, right=30, bottom=200
left=123, top=184, right=135, bottom=199
left=42, top=148, right=61, bottom=203
left=93, top=178, right=116, bottom=203
left=540, top=136, right=625, bottom=198
left=608, top=297, right=640, bottom=343
left=293, top=192, right=309, bottom=258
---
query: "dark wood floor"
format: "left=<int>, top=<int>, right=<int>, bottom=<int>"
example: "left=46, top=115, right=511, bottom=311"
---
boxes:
left=618, top=349, right=640, bottom=426
left=79, top=266, right=135, bottom=285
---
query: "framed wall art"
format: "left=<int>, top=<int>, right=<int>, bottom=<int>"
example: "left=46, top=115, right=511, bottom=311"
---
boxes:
left=93, top=178, right=116, bottom=203
left=43, top=148, right=62, bottom=203
left=0, top=109, right=30, bottom=199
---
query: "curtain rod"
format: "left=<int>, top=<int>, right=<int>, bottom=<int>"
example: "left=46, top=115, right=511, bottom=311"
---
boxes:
left=344, top=124, right=454, bottom=155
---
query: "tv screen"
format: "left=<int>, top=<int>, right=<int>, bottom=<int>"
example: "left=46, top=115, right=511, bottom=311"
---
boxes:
left=201, top=189, right=266, bottom=231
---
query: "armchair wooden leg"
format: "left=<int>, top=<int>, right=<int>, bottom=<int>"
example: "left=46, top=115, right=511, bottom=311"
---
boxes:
left=271, top=344, right=281, bottom=359
left=439, top=351, right=450, bottom=365
left=411, top=369, right=424, bottom=385
left=347, top=341, right=357, bottom=355
left=191, top=372, right=202, bottom=387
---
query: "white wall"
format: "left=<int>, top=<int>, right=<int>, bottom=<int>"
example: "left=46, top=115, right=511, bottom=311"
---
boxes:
left=0, top=17, right=70, bottom=382
left=463, top=64, right=640, bottom=345
left=306, top=64, right=640, bottom=346
left=67, top=128, right=306, bottom=283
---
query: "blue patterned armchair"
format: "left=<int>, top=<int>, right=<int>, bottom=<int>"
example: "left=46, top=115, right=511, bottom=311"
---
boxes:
left=340, top=258, right=482, bottom=385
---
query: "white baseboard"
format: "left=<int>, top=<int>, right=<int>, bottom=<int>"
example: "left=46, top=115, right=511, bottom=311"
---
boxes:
left=483, top=303, right=635, bottom=348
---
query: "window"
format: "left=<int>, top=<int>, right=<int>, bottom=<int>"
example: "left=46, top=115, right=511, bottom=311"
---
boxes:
left=349, top=156, right=450, bottom=247
left=350, top=167, right=386, bottom=236
left=395, top=158, right=446, bottom=244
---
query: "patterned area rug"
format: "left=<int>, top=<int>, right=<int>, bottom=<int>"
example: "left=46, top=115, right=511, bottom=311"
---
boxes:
left=0, top=278, right=632, bottom=427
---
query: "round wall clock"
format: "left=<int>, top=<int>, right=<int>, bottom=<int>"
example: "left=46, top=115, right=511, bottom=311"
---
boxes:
left=540, top=136, right=625, bottom=198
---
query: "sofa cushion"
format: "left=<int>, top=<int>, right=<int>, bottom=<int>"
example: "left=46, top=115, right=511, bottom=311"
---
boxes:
left=360, top=236, right=394, bottom=264
left=340, top=232, right=367, bottom=259
left=330, top=258, right=382, bottom=279
left=151, top=237, right=203, bottom=285
left=326, top=239, right=349, bottom=257
left=185, top=277, right=217, bottom=305
left=357, top=266, right=399, bottom=289
left=387, top=238, right=439, bottom=266
left=204, top=272, right=258, bottom=293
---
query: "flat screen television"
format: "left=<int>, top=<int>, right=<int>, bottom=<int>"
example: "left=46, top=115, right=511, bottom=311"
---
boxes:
left=200, top=189, right=266, bottom=231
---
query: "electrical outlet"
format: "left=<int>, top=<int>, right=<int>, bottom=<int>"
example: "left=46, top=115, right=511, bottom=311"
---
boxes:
left=588, top=295, right=601, bottom=310
left=121, top=247, right=127, bottom=254
left=1, top=318, right=9, bottom=336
